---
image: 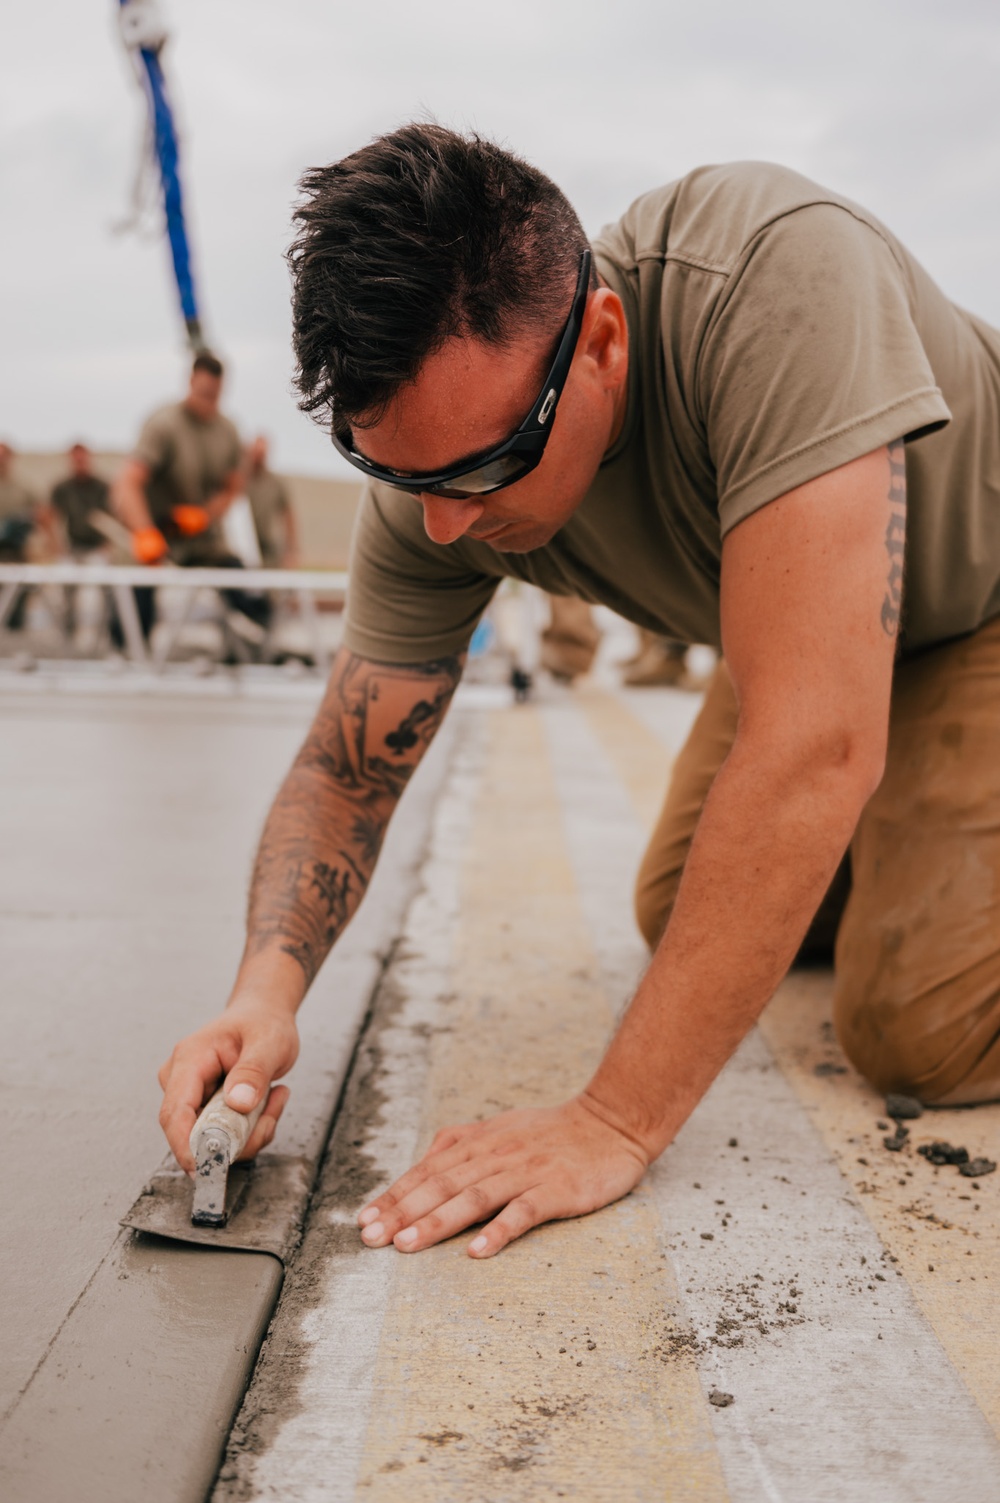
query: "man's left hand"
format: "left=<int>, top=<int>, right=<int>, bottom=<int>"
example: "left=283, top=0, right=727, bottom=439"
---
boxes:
left=356, top=1096, right=650, bottom=1258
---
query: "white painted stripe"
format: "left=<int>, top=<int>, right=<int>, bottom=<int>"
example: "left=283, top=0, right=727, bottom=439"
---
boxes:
left=222, top=723, right=486, bottom=1503
left=541, top=696, right=1000, bottom=1503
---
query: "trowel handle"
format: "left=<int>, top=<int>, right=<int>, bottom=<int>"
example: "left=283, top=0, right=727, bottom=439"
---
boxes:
left=189, top=1085, right=267, bottom=1163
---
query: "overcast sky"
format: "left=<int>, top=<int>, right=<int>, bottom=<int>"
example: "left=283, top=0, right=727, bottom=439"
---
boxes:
left=3, top=0, right=999, bottom=476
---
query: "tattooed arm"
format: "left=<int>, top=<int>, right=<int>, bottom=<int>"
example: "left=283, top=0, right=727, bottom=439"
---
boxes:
left=158, top=647, right=464, bottom=1169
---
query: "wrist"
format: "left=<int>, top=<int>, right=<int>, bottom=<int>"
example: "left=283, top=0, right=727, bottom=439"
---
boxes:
left=230, top=947, right=307, bottom=1019
left=577, top=1084, right=668, bottom=1165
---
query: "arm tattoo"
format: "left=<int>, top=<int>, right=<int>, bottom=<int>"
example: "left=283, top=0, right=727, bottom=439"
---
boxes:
left=244, top=649, right=464, bottom=986
left=881, top=441, right=907, bottom=638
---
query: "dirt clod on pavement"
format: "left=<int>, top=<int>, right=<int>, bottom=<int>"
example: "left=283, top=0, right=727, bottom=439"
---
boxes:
left=958, top=1157, right=996, bottom=1178
left=919, top=1141, right=970, bottom=1167
left=885, top=1094, right=924, bottom=1120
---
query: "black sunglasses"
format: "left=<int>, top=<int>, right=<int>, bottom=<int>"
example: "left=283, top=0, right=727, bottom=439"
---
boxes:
left=331, top=249, right=593, bottom=500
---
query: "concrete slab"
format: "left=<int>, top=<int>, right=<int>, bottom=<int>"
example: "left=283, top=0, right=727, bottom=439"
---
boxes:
left=0, top=1237, right=282, bottom=1503
left=0, top=684, right=456, bottom=1499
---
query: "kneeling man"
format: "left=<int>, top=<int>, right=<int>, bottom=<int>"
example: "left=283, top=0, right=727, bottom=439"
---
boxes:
left=158, top=125, right=1000, bottom=1258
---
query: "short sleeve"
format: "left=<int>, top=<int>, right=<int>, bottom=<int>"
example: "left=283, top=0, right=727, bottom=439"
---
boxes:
left=342, top=482, right=500, bottom=664
left=698, top=204, right=952, bottom=535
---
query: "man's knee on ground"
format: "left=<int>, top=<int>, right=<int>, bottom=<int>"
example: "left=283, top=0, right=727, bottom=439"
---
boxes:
left=833, top=982, right=1000, bottom=1105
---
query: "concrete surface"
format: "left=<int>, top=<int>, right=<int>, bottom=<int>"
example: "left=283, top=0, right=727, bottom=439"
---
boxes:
left=214, top=683, right=1000, bottom=1502
left=0, top=680, right=454, bottom=1501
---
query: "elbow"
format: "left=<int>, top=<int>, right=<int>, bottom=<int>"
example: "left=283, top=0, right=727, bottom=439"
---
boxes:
left=829, top=717, right=887, bottom=808
left=738, top=717, right=888, bottom=831
left=809, top=728, right=887, bottom=831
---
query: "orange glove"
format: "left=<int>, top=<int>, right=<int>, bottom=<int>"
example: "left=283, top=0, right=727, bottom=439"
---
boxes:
left=171, top=504, right=211, bottom=537
left=132, top=526, right=169, bottom=565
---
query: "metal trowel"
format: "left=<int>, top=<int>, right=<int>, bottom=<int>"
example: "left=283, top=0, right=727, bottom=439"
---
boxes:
left=122, top=1082, right=311, bottom=1262
left=189, top=1087, right=265, bottom=1226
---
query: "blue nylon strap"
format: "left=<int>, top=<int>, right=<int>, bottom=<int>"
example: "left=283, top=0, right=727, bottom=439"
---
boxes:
left=138, top=45, right=200, bottom=330
left=118, top=0, right=203, bottom=344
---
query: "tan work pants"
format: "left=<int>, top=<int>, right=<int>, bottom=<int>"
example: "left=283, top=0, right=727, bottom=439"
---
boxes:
left=634, top=616, right=1000, bottom=1105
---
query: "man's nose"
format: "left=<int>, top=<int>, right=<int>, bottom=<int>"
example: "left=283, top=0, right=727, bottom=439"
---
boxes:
left=420, top=494, right=485, bottom=545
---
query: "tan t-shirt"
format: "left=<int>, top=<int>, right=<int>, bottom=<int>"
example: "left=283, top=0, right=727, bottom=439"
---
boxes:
left=0, top=478, right=38, bottom=523
left=344, top=162, right=1000, bottom=663
left=246, top=469, right=291, bottom=566
left=134, top=402, right=242, bottom=544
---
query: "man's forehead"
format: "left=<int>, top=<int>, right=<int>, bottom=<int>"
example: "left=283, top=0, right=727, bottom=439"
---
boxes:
left=353, top=331, right=549, bottom=473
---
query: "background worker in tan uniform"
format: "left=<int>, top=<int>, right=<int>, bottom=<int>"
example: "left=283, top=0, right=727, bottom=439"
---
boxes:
left=245, top=434, right=299, bottom=567
left=159, top=125, right=1000, bottom=1261
left=0, top=442, right=40, bottom=631
left=114, top=353, right=268, bottom=640
left=44, top=442, right=122, bottom=644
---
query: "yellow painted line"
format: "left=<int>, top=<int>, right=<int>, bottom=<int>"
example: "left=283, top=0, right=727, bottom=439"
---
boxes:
left=356, top=706, right=729, bottom=1500
left=577, top=688, right=675, bottom=830
left=759, top=972, right=1000, bottom=1437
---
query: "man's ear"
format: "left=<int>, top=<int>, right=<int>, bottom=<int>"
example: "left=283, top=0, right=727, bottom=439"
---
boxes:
left=582, top=288, right=628, bottom=385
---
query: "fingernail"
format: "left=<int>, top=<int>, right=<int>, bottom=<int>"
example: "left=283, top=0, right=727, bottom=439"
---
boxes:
left=361, top=1221, right=385, bottom=1244
left=358, top=1206, right=380, bottom=1228
left=227, top=1083, right=256, bottom=1109
left=395, top=1227, right=418, bottom=1247
left=469, top=1234, right=488, bottom=1255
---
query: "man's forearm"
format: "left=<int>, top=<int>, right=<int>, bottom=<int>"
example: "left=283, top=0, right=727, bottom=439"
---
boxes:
left=231, top=648, right=464, bottom=1008
left=112, top=469, right=155, bottom=532
left=584, top=733, right=882, bottom=1157
left=238, top=775, right=389, bottom=1002
left=205, top=484, right=238, bottom=523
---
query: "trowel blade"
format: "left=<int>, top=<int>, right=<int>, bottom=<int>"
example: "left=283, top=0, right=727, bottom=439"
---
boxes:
left=121, top=1152, right=313, bottom=1263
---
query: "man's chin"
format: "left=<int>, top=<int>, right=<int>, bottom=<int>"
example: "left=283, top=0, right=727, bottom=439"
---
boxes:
left=476, top=522, right=559, bottom=553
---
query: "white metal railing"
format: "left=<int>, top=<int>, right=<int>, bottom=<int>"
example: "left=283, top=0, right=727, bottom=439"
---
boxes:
left=0, top=563, right=349, bottom=672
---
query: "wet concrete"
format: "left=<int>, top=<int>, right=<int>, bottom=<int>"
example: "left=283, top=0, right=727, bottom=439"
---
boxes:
left=0, top=1235, right=282, bottom=1503
left=0, top=693, right=318, bottom=1421
left=0, top=685, right=455, bottom=1499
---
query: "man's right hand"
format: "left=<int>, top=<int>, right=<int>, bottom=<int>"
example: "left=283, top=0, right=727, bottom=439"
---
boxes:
left=132, top=525, right=169, bottom=565
left=158, top=999, right=299, bottom=1172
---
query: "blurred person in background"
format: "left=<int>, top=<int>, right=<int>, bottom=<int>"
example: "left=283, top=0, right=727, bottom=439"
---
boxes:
left=539, top=595, right=601, bottom=681
left=0, top=441, right=40, bottom=631
left=48, top=442, right=113, bottom=554
left=245, top=434, right=299, bottom=568
left=622, top=630, right=689, bottom=688
left=113, top=353, right=269, bottom=643
left=44, top=442, right=126, bottom=646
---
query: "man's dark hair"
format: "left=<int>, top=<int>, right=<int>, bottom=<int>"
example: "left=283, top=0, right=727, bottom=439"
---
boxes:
left=288, top=123, right=591, bottom=427
left=192, top=352, right=224, bottom=380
